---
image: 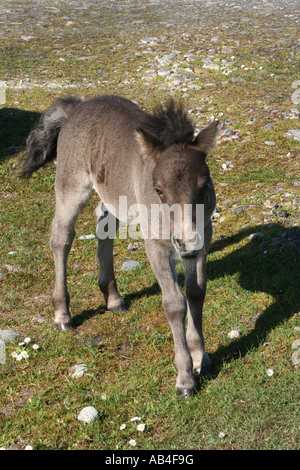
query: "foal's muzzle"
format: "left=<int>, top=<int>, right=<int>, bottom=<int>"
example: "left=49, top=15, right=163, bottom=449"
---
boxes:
left=172, top=233, right=201, bottom=260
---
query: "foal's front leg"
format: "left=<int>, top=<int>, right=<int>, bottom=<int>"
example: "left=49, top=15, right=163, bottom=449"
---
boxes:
left=145, top=239, right=196, bottom=397
left=184, top=252, right=212, bottom=376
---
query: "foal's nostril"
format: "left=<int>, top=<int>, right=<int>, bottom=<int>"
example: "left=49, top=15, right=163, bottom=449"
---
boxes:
left=181, top=250, right=197, bottom=259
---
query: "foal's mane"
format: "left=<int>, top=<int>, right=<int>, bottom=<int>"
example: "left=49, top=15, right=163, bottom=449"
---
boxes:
left=141, top=100, right=195, bottom=146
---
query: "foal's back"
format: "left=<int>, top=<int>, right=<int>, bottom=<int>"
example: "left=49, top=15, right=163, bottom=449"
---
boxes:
left=56, top=95, right=151, bottom=204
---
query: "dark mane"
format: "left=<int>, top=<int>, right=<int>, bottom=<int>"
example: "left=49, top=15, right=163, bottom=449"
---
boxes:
left=141, top=100, right=195, bottom=146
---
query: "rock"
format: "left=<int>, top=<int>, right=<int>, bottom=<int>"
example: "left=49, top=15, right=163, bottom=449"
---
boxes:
left=171, top=75, right=184, bottom=85
left=5, top=264, right=20, bottom=272
left=0, top=329, right=19, bottom=343
left=228, top=329, right=241, bottom=339
left=291, top=340, right=300, bottom=366
left=70, top=363, right=88, bottom=379
left=121, top=260, right=141, bottom=271
left=278, top=209, right=289, bottom=218
left=79, top=234, right=95, bottom=240
left=157, top=53, right=177, bottom=65
left=0, top=340, right=6, bottom=365
left=78, top=406, right=99, bottom=423
left=248, top=232, right=264, bottom=240
left=157, top=67, right=173, bottom=76
left=285, top=129, right=300, bottom=142
left=203, top=62, right=220, bottom=71
left=264, top=200, right=277, bottom=209
left=264, top=123, right=274, bottom=130
left=234, top=206, right=246, bottom=214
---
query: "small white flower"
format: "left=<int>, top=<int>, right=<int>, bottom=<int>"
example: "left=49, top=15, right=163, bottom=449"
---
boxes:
left=25, top=445, right=33, bottom=450
left=11, top=351, right=18, bottom=358
left=24, top=337, right=31, bottom=343
left=120, top=424, right=126, bottom=430
left=16, top=354, right=22, bottom=361
left=32, top=344, right=39, bottom=350
left=130, top=416, right=141, bottom=422
left=101, top=394, right=107, bottom=400
left=219, top=432, right=226, bottom=438
left=137, top=423, right=145, bottom=432
left=129, top=439, right=136, bottom=446
left=266, top=368, right=274, bottom=376
left=18, top=342, right=25, bottom=346
left=21, top=350, right=29, bottom=359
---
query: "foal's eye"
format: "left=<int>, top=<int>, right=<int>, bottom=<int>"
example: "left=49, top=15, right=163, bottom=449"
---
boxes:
left=155, top=188, right=163, bottom=196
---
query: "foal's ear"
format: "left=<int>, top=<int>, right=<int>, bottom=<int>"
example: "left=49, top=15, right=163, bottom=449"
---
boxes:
left=193, top=120, right=219, bottom=156
left=135, top=128, right=166, bottom=161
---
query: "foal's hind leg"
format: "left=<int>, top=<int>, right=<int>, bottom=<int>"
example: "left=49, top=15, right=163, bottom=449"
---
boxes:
left=95, top=203, right=126, bottom=313
left=50, top=182, right=93, bottom=330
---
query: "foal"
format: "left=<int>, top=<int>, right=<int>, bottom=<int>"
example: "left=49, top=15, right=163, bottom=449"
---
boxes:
left=20, top=95, right=218, bottom=397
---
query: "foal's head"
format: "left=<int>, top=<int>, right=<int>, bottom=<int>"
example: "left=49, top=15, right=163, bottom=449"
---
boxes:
left=136, top=102, right=218, bottom=259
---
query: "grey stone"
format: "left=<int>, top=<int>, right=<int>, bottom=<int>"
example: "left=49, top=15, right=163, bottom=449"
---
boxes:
left=203, top=62, right=220, bottom=71
left=248, top=232, right=264, bottom=240
left=157, top=67, right=173, bottom=76
left=70, top=363, right=88, bottom=379
left=158, top=53, right=176, bottom=65
left=285, top=129, right=300, bottom=142
left=79, top=234, right=95, bottom=240
left=78, top=406, right=99, bottom=423
left=228, top=329, right=241, bottom=339
left=278, top=209, right=289, bottom=218
left=121, top=260, right=141, bottom=271
left=0, top=340, right=6, bottom=365
left=0, top=329, right=19, bottom=343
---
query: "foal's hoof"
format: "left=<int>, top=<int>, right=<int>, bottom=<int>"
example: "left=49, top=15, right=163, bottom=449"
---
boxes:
left=109, top=304, right=127, bottom=314
left=55, top=321, right=73, bottom=331
left=177, top=388, right=194, bottom=399
left=194, top=364, right=212, bottom=376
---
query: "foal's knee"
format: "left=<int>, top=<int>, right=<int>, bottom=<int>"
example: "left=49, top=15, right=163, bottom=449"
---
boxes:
left=185, top=281, right=206, bottom=304
left=162, top=292, right=187, bottom=322
left=50, top=223, right=75, bottom=252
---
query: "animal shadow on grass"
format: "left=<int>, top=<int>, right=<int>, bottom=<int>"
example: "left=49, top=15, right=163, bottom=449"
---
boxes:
left=204, top=222, right=300, bottom=381
left=0, top=107, right=40, bottom=161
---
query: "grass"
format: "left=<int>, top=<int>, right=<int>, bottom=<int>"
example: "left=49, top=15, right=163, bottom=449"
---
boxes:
left=0, top=0, right=299, bottom=451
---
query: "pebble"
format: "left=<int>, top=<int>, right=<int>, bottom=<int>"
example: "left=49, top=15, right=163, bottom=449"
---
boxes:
left=121, top=260, right=141, bottom=271
left=285, top=129, right=300, bottom=142
left=79, top=234, right=95, bottom=240
left=0, top=340, right=6, bottom=365
left=248, top=232, right=264, bottom=240
left=4, top=264, right=20, bottom=272
left=157, top=67, right=173, bottom=76
left=70, top=363, right=88, bottom=379
left=78, top=406, right=99, bottom=423
left=278, top=209, right=289, bottom=218
left=0, top=329, right=19, bottom=343
left=203, top=62, right=221, bottom=71
left=228, top=329, right=241, bottom=339
left=157, top=53, right=177, bottom=65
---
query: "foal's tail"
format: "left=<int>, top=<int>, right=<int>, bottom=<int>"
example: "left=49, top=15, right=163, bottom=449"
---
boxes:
left=19, top=96, right=83, bottom=178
